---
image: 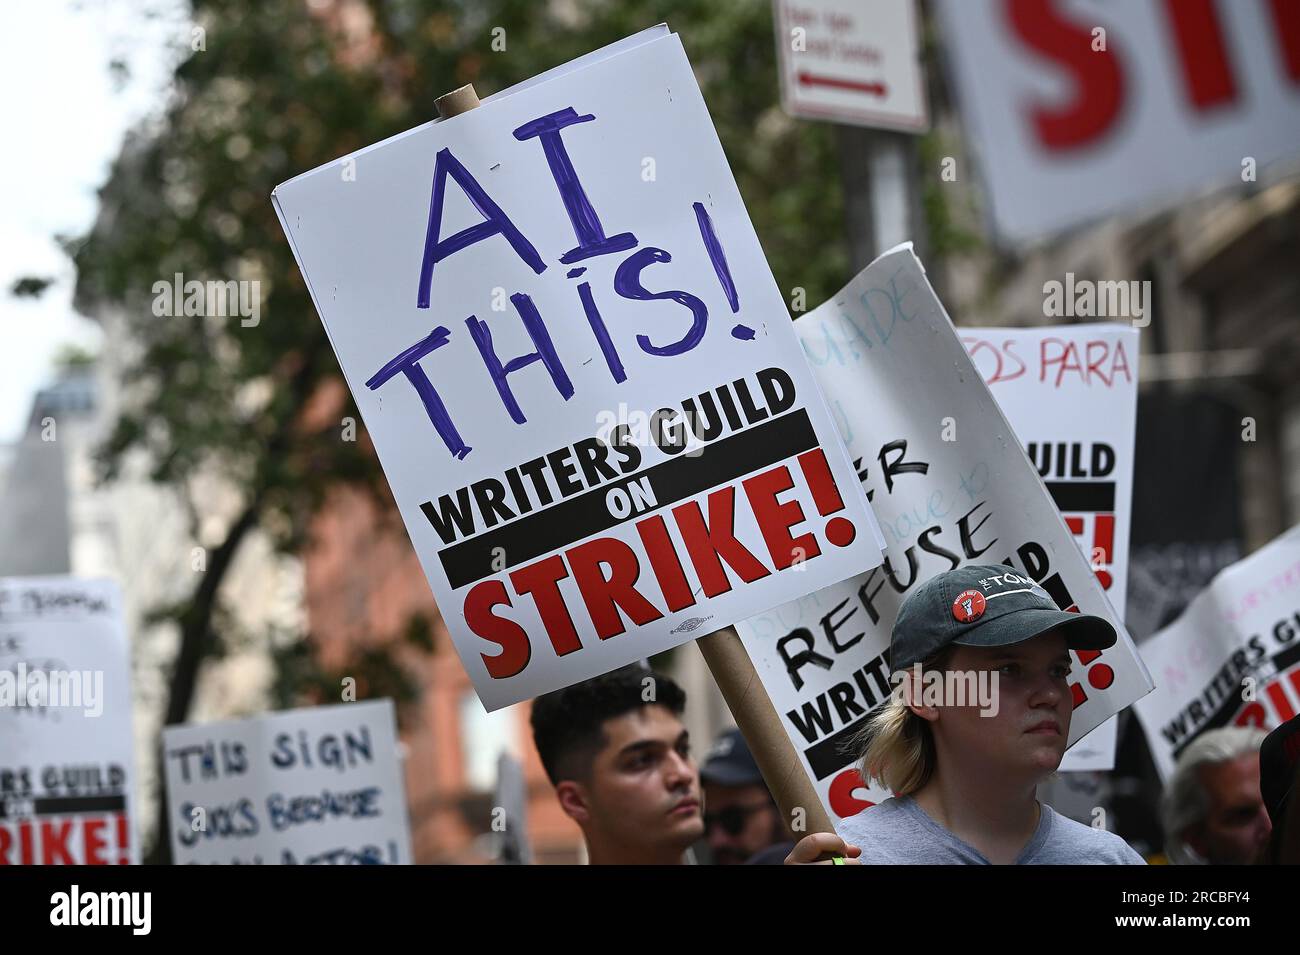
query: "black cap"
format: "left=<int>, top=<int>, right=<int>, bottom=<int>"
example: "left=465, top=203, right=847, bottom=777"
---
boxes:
left=1260, top=714, right=1300, bottom=828
left=889, top=564, right=1117, bottom=672
left=700, top=728, right=764, bottom=787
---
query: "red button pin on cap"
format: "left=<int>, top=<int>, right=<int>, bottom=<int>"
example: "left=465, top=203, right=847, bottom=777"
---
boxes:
left=952, top=589, right=986, bottom=623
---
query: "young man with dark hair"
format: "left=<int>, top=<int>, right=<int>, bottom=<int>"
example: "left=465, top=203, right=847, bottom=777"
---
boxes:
left=530, top=665, right=704, bottom=864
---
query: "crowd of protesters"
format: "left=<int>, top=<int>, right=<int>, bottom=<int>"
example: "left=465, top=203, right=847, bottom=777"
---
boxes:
left=528, top=564, right=1300, bottom=865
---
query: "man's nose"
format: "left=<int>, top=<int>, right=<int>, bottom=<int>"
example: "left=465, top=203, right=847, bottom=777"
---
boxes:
left=664, top=751, right=695, bottom=788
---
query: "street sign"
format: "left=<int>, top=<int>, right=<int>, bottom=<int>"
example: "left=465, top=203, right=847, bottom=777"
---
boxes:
left=774, top=0, right=928, bottom=132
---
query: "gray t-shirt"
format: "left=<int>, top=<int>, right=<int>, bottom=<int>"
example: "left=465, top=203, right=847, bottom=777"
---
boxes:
left=837, top=796, right=1145, bottom=865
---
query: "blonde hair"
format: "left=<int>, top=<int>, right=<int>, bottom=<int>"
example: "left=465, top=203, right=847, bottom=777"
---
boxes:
left=854, top=648, right=952, bottom=796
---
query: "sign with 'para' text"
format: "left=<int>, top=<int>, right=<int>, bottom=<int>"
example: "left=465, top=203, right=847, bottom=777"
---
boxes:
left=964, top=323, right=1139, bottom=770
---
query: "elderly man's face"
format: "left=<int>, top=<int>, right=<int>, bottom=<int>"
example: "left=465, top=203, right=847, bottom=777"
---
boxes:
left=1185, top=752, right=1271, bottom=865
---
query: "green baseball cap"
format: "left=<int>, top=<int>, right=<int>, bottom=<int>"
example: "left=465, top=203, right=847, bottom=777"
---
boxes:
left=889, top=563, right=1117, bottom=672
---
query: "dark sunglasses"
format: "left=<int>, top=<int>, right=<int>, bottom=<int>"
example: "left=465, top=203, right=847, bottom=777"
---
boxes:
left=702, top=802, right=771, bottom=836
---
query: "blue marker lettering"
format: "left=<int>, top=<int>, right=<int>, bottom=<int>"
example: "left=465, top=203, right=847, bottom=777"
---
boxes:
left=513, top=108, right=637, bottom=264
left=366, top=326, right=471, bottom=459
left=466, top=293, right=575, bottom=424
left=613, top=247, right=708, bottom=356
left=417, top=147, right=545, bottom=309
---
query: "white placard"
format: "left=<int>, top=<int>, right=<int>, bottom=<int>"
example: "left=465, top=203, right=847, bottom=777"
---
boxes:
left=736, top=247, right=1153, bottom=825
left=1135, top=524, right=1300, bottom=781
left=273, top=29, right=884, bottom=710
left=937, top=0, right=1300, bottom=241
left=0, top=577, right=137, bottom=864
left=774, top=0, right=928, bottom=132
left=964, top=324, right=1139, bottom=770
left=162, top=700, right=412, bottom=865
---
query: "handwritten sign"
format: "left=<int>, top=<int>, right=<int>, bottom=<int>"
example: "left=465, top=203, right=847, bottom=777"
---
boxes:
left=272, top=27, right=883, bottom=709
left=163, top=700, right=412, bottom=865
left=964, top=324, right=1139, bottom=770
left=0, top=577, right=137, bottom=864
left=1135, top=524, right=1300, bottom=781
left=735, top=247, right=1153, bottom=825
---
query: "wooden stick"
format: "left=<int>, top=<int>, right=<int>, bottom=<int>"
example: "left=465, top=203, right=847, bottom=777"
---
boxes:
left=435, top=84, right=482, bottom=119
left=697, top=626, right=834, bottom=835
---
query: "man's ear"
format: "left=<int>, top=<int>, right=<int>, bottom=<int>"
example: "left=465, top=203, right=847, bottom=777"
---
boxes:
left=555, top=780, right=593, bottom=825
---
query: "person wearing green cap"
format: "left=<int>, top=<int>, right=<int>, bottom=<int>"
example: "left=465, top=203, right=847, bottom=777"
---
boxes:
left=787, top=563, right=1144, bottom=865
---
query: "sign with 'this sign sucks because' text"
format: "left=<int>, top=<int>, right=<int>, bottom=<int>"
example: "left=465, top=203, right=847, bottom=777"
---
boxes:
left=163, top=700, right=412, bottom=865
left=273, top=26, right=883, bottom=709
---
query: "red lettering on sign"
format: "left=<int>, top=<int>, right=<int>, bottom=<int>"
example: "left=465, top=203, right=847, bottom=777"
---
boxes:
left=743, top=465, right=818, bottom=570
left=1162, top=0, right=1237, bottom=111
left=0, top=813, right=129, bottom=865
left=1040, top=337, right=1131, bottom=388
left=567, top=536, right=664, bottom=640
left=511, top=555, right=581, bottom=656
left=466, top=578, right=532, bottom=679
left=673, top=486, right=771, bottom=597
left=829, top=768, right=875, bottom=819
left=463, top=455, right=856, bottom=680
left=1007, top=0, right=1125, bottom=150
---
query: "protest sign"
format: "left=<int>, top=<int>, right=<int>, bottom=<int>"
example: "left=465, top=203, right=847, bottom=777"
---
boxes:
left=937, top=0, right=1300, bottom=242
left=1135, top=524, right=1300, bottom=782
left=964, top=323, right=1139, bottom=770
left=162, top=700, right=412, bottom=865
left=0, top=577, right=137, bottom=865
left=273, top=27, right=882, bottom=710
left=735, top=247, right=1153, bottom=824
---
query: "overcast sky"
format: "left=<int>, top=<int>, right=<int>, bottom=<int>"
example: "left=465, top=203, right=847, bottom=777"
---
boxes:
left=1, top=0, right=184, bottom=442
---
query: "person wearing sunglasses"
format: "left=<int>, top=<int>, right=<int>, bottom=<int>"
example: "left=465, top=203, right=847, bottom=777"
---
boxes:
left=700, top=728, right=793, bottom=864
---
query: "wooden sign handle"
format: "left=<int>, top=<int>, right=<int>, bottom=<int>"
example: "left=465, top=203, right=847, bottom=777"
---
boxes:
left=436, top=84, right=482, bottom=119
left=697, top=626, right=835, bottom=836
